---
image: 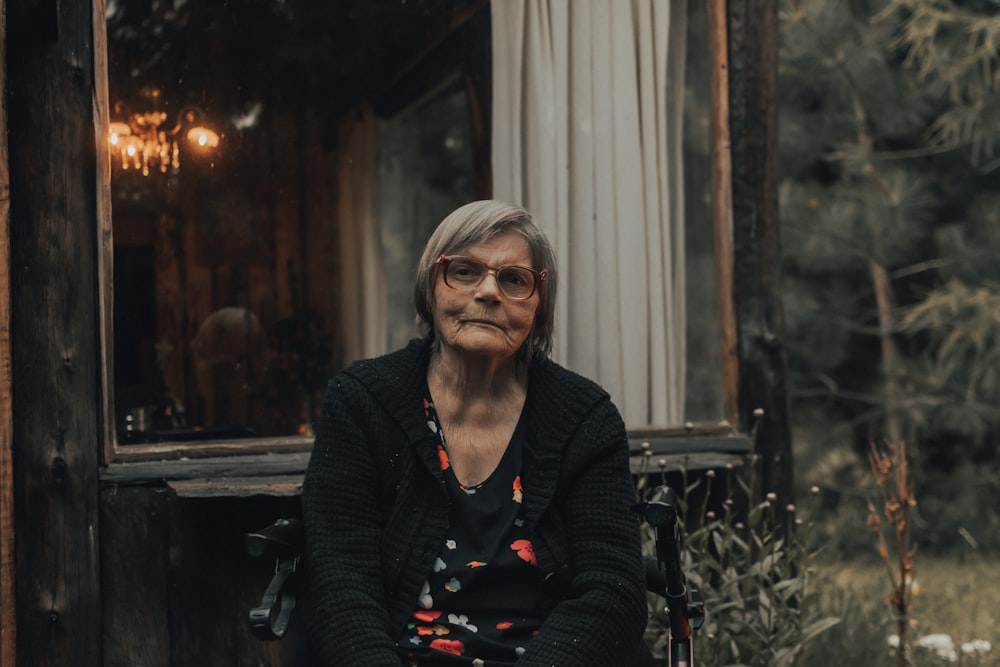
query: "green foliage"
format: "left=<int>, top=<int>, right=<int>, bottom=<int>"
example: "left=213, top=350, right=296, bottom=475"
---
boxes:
left=877, top=0, right=1000, bottom=171
left=640, top=464, right=839, bottom=667
left=899, top=280, right=1000, bottom=402
left=778, top=0, right=1000, bottom=476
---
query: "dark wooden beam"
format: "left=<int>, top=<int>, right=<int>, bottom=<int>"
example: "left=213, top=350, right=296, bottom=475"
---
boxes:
left=372, top=0, right=490, bottom=116
left=725, top=0, right=794, bottom=507
left=0, top=0, right=16, bottom=663
left=6, top=0, right=103, bottom=663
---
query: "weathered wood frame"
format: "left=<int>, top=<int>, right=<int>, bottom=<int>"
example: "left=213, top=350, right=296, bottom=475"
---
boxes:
left=725, top=0, right=793, bottom=504
left=0, top=5, right=15, bottom=666
left=5, top=1, right=105, bottom=664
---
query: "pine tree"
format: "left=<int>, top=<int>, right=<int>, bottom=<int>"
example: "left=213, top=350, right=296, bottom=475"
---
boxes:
left=778, top=0, right=1000, bottom=478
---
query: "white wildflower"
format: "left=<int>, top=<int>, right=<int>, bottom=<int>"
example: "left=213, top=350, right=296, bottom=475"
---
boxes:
left=961, top=639, right=992, bottom=655
left=918, top=634, right=957, bottom=662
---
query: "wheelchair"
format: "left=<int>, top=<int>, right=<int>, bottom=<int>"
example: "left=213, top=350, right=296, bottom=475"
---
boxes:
left=246, top=485, right=703, bottom=666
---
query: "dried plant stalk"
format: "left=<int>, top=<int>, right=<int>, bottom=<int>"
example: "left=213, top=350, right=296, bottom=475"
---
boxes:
left=867, top=441, right=917, bottom=667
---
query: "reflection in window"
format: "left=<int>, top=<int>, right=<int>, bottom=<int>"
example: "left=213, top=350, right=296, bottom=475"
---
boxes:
left=682, top=0, right=724, bottom=422
left=107, top=0, right=485, bottom=443
left=107, top=0, right=720, bottom=444
left=378, top=83, right=477, bottom=351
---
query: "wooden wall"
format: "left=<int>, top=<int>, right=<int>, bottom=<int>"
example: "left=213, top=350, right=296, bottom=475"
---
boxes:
left=99, top=484, right=309, bottom=666
left=94, top=443, right=746, bottom=667
left=6, top=0, right=104, bottom=664
left=0, top=0, right=16, bottom=663
left=726, top=0, right=794, bottom=507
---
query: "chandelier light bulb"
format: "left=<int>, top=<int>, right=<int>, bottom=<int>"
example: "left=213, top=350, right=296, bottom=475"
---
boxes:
left=108, top=105, right=220, bottom=175
left=187, top=126, right=221, bottom=149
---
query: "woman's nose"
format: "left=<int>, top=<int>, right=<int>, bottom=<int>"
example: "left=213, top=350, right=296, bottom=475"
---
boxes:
left=474, top=270, right=503, bottom=301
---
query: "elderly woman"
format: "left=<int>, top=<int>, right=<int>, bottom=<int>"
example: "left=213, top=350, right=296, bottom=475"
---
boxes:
left=302, top=200, right=650, bottom=666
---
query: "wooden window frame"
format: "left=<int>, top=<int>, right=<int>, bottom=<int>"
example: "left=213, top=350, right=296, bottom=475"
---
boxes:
left=97, top=0, right=750, bottom=475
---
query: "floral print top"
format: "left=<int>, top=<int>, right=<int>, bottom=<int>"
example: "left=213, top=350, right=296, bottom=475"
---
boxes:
left=397, top=397, right=543, bottom=666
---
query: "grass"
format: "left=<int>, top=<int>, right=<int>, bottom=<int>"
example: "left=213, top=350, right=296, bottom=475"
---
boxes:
left=799, top=554, right=999, bottom=666
left=788, top=436, right=1000, bottom=665
left=639, top=437, right=1000, bottom=666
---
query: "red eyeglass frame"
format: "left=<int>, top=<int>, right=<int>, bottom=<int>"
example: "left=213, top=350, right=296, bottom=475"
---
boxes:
left=435, top=254, right=547, bottom=299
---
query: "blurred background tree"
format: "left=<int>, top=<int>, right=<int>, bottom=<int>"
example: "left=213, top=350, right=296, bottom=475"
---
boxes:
left=777, top=0, right=1000, bottom=554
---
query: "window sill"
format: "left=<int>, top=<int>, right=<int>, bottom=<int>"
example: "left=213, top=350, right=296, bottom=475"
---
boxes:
left=99, top=425, right=752, bottom=496
left=100, top=450, right=310, bottom=496
left=627, top=425, right=752, bottom=475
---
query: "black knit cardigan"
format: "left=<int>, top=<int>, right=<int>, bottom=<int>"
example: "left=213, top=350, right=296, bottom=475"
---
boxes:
left=301, top=338, right=649, bottom=666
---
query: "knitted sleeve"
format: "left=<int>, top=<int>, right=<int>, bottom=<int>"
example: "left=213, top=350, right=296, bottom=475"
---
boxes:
left=300, top=376, right=404, bottom=666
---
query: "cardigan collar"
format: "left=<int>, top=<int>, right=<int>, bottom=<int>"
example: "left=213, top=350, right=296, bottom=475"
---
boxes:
left=343, top=337, right=610, bottom=520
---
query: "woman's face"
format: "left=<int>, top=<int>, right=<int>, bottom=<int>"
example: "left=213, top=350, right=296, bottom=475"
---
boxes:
left=432, top=230, right=541, bottom=364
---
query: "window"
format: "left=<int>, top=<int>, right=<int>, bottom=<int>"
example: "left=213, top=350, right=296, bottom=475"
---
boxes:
left=102, top=0, right=730, bottom=464
left=104, top=0, right=488, bottom=461
left=378, top=84, right=479, bottom=351
left=682, top=0, right=724, bottom=423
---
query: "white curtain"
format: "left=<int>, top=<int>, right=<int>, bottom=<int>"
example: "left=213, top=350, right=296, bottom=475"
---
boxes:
left=491, top=0, right=688, bottom=427
left=337, top=106, right=388, bottom=363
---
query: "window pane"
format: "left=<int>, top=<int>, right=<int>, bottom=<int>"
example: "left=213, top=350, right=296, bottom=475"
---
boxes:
left=378, top=83, right=478, bottom=351
left=107, top=0, right=483, bottom=444
left=106, top=0, right=723, bottom=443
left=683, top=0, right=724, bottom=422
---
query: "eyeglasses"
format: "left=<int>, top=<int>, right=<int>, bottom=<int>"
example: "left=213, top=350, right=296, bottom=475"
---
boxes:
left=436, top=254, right=547, bottom=300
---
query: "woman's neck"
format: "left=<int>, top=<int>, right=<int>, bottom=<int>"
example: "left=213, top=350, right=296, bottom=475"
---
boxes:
left=427, top=345, right=527, bottom=405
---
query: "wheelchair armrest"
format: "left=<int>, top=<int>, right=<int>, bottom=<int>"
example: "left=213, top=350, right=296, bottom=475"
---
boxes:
left=245, top=517, right=304, bottom=559
left=246, top=518, right=304, bottom=640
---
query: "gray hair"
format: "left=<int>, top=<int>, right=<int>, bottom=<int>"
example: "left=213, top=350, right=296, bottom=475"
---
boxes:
left=414, top=200, right=557, bottom=362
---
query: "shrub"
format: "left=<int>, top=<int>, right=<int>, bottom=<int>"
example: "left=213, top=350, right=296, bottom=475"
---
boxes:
left=639, top=455, right=839, bottom=667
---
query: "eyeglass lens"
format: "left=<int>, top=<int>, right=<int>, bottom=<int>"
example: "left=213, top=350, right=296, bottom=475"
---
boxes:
left=445, top=258, right=537, bottom=299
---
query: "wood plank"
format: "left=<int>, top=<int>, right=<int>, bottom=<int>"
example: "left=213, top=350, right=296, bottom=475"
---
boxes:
left=107, top=434, right=310, bottom=465
left=0, top=0, right=15, bottom=661
left=708, top=0, right=739, bottom=429
left=168, top=476, right=304, bottom=498
left=108, top=441, right=749, bottom=498
left=6, top=0, right=104, bottom=662
left=234, top=495, right=311, bottom=666
left=629, top=434, right=752, bottom=456
left=100, top=486, right=310, bottom=665
left=630, top=451, right=747, bottom=476
left=628, top=421, right=736, bottom=438
left=726, top=0, right=794, bottom=506
left=166, top=494, right=307, bottom=666
left=100, top=486, right=171, bottom=667
left=100, top=451, right=312, bottom=485
left=167, top=496, right=237, bottom=666
left=93, top=0, right=116, bottom=465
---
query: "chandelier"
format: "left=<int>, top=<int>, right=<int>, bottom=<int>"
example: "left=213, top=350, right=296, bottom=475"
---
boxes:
left=108, top=105, right=220, bottom=176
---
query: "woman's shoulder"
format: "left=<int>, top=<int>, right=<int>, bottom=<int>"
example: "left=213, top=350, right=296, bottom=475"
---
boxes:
left=320, top=339, right=434, bottom=439
left=530, top=357, right=610, bottom=402
left=324, top=338, right=430, bottom=419
left=527, top=358, right=625, bottom=434
left=338, top=338, right=429, bottom=386
left=524, top=360, right=627, bottom=459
